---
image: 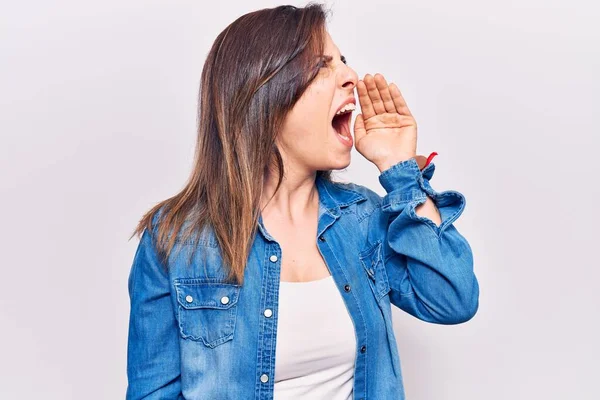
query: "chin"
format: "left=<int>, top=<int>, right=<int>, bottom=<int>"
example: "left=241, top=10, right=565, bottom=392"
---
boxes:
left=328, top=154, right=352, bottom=171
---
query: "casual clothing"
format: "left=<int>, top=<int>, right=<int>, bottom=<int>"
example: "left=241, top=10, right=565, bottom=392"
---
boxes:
left=126, top=157, right=480, bottom=400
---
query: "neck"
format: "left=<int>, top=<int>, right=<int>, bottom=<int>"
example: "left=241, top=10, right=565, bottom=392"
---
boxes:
left=260, top=167, right=318, bottom=222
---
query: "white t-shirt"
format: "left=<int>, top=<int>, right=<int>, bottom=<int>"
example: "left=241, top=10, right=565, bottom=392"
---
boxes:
left=273, top=275, right=357, bottom=400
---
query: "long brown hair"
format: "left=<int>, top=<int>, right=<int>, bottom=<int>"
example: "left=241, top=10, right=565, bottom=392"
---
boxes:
left=130, top=3, right=338, bottom=285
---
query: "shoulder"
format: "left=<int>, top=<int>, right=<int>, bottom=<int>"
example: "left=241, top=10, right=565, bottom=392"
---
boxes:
left=328, top=179, right=383, bottom=222
left=329, top=179, right=382, bottom=205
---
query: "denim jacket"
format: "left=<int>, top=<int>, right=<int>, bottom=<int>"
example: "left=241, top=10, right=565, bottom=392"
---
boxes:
left=126, top=157, right=480, bottom=400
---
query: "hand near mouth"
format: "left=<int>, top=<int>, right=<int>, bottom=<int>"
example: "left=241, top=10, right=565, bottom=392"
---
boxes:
left=354, top=73, right=421, bottom=173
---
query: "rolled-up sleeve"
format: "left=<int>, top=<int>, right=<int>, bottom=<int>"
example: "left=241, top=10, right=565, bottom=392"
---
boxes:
left=368, top=157, right=479, bottom=324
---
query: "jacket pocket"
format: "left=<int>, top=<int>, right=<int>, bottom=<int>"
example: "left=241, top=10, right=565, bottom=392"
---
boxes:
left=173, top=279, right=241, bottom=348
left=359, top=239, right=390, bottom=302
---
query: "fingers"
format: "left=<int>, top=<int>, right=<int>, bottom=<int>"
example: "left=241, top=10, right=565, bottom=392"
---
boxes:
left=364, top=74, right=386, bottom=115
left=356, top=80, right=375, bottom=120
left=353, top=113, right=366, bottom=144
left=357, top=73, right=410, bottom=119
left=373, top=74, right=397, bottom=114
left=388, top=82, right=413, bottom=117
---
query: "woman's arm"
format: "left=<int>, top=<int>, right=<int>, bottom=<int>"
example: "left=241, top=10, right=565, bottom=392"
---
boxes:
left=364, top=157, right=479, bottom=324
left=126, top=229, right=183, bottom=399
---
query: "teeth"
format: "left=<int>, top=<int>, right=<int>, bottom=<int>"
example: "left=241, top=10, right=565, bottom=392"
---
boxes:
left=337, top=131, right=351, bottom=141
left=335, top=102, right=356, bottom=116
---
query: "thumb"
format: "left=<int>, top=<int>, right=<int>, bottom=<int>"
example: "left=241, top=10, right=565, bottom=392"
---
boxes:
left=353, top=113, right=366, bottom=145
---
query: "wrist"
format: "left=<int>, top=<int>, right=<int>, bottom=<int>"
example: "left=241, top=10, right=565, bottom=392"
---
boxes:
left=376, top=156, right=415, bottom=173
left=376, top=152, right=438, bottom=173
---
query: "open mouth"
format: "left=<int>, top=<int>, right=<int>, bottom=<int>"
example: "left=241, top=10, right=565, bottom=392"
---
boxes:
left=332, top=111, right=352, bottom=141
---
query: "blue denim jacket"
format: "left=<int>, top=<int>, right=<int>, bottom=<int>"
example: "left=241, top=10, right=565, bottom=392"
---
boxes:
left=126, top=157, right=480, bottom=400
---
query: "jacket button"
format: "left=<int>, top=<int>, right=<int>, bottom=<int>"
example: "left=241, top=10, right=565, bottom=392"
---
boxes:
left=360, top=345, right=366, bottom=353
left=344, top=284, right=351, bottom=292
left=319, top=235, right=325, bottom=242
left=270, top=255, right=278, bottom=262
left=185, top=295, right=193, bottom=303
left=264, top=308, right=273, bottom=318
left=260, top=374, right=269, bottom=383
left=220, top=296, right=230, bottom=305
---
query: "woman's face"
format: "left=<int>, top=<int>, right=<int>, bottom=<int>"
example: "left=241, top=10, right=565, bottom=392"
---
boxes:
left=277, top=30, right=359, bottom=175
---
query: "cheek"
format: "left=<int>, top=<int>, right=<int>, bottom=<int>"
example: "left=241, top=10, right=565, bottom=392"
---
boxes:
left=310, top=98, right=335, bottom=136
left=293, top=101, right=332, bottom=138
left=283, top=83, right=336, bottom=150
left=302, top=81, right=334, bottom=119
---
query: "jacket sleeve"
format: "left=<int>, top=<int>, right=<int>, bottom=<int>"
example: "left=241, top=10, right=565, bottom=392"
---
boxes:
left=365, top=157, right=479, bottom=324
left=126, top=228, right=183, bottom=399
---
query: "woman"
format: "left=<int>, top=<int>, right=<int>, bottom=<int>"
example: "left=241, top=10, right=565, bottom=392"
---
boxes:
left=126, top=3, right=479, bottom=400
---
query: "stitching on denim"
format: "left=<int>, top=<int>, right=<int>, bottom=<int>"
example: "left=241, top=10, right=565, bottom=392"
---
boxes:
left=380, top=157, right=420, bottom=178
left=357, top=202, right=380, bottom=223
left=178, top=305, right=233, bottom=347
left=320, top=180, right=359, bottom=209
left=267, top=247, right=280, bottom=382
left=174, top=286, right=240, bottom=309
left=406, top=189, right=466, bottom=239
left=387, top=187, right=428, bottom=202
left=359, top=240, right=390, bottom=302
left=325, top=237, right=368, bottom=387
left=405, top=198, right=441, bottom=239
left=174, top=277, right=242, bottom=285
left=176, top=304, right=185, bottom=338
left=174, top=237, right=218, bottom=247
left=375, top=244, right=391, bottom=300
left=437, top=190, right=466, bottom=234
left=359, top=238, right=382, bottom=258
left=254, top=248, right=271, bottom=395
left=340, top=207, right=354, bottom=215
left=330, top=181, right=368, bottom=202
left=378, top=160, right=421, bottom=191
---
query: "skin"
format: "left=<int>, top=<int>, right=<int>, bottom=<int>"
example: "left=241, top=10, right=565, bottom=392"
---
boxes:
left=261, top=30, right=441, bottom=282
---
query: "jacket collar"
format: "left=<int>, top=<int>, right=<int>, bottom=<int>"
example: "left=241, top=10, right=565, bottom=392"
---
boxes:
left=257, top=174, right=366, bottom=242
left=315, top=174, right=366, bottom=211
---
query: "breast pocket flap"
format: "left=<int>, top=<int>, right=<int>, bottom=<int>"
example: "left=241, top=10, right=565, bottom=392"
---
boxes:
left=173, top=279, right=241, bottom=347
left=175, top=281, right=240, bottom=310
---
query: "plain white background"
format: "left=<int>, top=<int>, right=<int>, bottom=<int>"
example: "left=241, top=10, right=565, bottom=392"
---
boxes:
left=1, top=0, right=598, bottom=398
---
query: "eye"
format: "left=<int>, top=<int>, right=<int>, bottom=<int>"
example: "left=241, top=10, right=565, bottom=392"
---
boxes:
left=341, top=55, right=347, bottom=65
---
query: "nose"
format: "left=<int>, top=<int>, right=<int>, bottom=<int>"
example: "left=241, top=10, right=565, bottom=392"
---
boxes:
left=340, top=66, right=359, bottom=91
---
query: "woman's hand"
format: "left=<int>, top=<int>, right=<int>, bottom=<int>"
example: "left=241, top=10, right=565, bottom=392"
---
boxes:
left=354, top=73, right=418, bottom=173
